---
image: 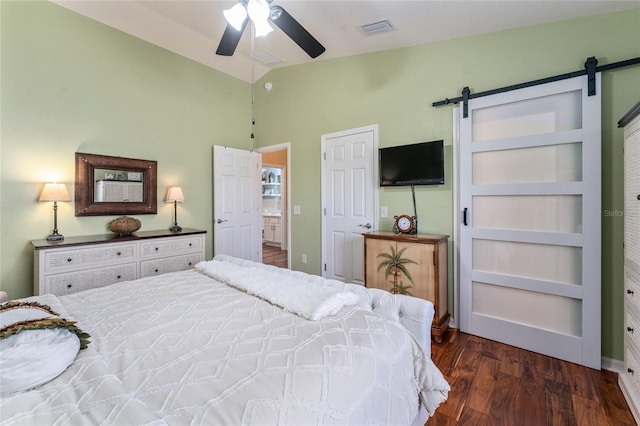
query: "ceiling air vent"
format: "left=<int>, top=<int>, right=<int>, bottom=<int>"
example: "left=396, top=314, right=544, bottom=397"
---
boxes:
left=253, top=50, right=283, bottom=65
left=357, top=19, right=395, bottom=36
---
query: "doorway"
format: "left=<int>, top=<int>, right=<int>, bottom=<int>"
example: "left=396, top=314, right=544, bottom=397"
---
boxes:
left=258, top=143, right=290, bottom=269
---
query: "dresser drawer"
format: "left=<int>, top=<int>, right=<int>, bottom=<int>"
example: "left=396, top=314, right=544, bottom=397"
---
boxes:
left=263, top=217, right=280, bottom=224
left=45, top=263, right=137, bottom=296
left=626, top=312, right=640, bottom=349
left=140, top=253, right=203, bottom=277
left=44, top=243, right=137, bottom=272
left=627, top=268, right=640, bottom=315
left=140, top=236, right=203, bottom=259
left=625, top=345, right=640, bottom=391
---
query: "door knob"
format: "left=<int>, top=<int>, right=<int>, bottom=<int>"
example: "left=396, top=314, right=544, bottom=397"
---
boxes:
left=359, top=223, right=372, bottom=229
left=216, top=219, right=228, bottom=224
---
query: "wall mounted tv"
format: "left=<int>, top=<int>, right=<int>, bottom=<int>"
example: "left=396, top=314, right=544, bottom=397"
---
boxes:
left=379, top=140, right=445, bottom=187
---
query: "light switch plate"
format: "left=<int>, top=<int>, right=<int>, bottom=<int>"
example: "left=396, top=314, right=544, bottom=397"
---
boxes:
left=293, top=205, right=301, bottom=215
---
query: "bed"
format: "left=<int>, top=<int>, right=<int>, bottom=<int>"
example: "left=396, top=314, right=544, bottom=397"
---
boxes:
left=0, top=255, right=449, bottom=425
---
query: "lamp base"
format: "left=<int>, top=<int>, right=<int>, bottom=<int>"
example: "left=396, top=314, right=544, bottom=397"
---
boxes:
left=47, top=234, right=64, bottom=241
left=169, top=225, right=182, bottom=232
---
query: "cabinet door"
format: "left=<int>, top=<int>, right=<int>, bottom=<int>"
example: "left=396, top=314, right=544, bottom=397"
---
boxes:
left=273, top=223, right=282, bottom=244
left=126, top=182, right=144, bottom=202
left=365, top=238, right=392, bottom=292
left=263, top=224, right=275, bottom=243
left=103, top=181, right=126, bottom=202
left=396, top=241, right=435, bottom=302
left=365, top=238, right=437, bottom=301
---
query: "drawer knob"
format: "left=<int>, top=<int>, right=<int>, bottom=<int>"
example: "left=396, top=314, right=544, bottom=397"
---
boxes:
left=67, top=258, right=72, bottom=262
left=155, top=269, right=159, bottom=273
left=189, top=243, right=192, bottom=247
left=67, top=284, right=72, bottom=288
left=637, top=194, right=640, bottom=201
left=155, top=247, right=159, bottom=251
left=188, top=262, right=192, bottom=266
left=628, top=289, right=635, bottom=295
left=117, top=251, right=121, bottom=256
left=117, top=275, right=121, bottom=279
left=628, top=326, right=635, bottom=333
left=628, top=368, right=635, bottom=375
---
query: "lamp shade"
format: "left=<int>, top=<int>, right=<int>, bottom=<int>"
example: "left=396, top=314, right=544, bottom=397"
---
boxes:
left=223, top=3, right=248, bottom=31
left=247, top=0, right=273, bottom=36
left=39, top=183, right=71, bottom=202
left=165, top=186, right=185, bottom=203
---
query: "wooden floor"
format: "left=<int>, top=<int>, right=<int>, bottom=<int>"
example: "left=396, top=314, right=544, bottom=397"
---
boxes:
left=427, top=330, right=636, bottom=426
left=262, top=243, right=288, bottom=268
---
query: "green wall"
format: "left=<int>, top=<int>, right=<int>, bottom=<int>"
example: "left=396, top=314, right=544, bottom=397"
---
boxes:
left=1, top=1, right=639, bottom=361
left=0, top=1, right=251, bottom=298
left=252, top=9, right=640, bottom=362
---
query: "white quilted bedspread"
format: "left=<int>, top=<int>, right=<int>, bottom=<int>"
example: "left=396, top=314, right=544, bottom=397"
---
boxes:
left=0, top=268, right=448, bottom=425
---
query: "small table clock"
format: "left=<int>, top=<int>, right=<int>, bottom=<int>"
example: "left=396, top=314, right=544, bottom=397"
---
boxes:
left=393, top=214, right=418, bottom=234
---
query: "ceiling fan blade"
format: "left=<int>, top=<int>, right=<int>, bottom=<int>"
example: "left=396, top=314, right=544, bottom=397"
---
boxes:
left=269, top=6, right=325, bottom=58
left=216, top=20, right=248, bottom=56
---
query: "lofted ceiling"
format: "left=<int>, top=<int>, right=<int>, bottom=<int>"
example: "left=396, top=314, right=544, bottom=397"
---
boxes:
left=51, top=0, right=640, bottom=83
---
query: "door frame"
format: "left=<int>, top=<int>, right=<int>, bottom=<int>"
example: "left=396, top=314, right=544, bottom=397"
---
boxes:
left=256, top=142, right=291, bottom=269
left=320, top=124, right=379, bottom=281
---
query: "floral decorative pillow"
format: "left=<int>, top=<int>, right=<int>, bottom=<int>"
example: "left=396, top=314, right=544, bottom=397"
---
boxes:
left=0, top=301, right=90, bottom=395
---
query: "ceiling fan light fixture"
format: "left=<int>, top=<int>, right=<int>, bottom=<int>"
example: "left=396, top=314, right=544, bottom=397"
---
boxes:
left=247, top=0, right=272, bottom=36
left=223, top=3, right=248, bottom=31
left=253, top=19, right=273, bottom=37
left=247, top=0, right=270, bottom=21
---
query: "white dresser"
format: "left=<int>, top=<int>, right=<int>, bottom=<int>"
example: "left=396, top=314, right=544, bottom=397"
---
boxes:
left=32, top=229, right=206, bottom=296
left=619, top=100, right=640, bottom=423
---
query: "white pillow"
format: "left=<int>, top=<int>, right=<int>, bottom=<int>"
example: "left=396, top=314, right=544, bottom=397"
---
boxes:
left=0, top=301, right=90, bottom=395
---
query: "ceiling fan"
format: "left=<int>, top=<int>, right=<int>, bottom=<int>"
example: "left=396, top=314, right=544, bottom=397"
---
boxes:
left=216, top=0, right=326, bottom=59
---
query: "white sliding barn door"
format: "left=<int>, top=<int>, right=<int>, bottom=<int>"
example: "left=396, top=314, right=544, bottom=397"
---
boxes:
left=459, top=75, right=601, bottom=369
left=213, top=145, right=262, bottom=262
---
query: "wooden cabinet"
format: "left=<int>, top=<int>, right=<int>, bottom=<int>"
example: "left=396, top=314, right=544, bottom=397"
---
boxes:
left=364, top=231, right=449, bottom=342
left=32, top=229, right=206, bottom=296
left=619, top=100, right=640, bottom=424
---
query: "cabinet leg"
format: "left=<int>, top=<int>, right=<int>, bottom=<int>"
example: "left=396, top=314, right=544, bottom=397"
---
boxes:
left=431, top=313, right=450, bottom=344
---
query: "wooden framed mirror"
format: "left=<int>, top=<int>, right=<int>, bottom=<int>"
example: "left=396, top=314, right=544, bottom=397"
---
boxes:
left=75, top=152, right=157, bottom=216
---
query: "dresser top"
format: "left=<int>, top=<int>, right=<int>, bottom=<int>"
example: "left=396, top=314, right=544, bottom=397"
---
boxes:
left=32, top=228, right=206, bottom=250
left=363, top=230, right=449, bottom=243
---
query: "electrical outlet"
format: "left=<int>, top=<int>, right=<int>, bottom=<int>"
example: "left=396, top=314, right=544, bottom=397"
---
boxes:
left=301, top=254, right=307, bottom=264
left=294, top=205, right=301, bottom=215
left=381, top=206, right=388, bottom=218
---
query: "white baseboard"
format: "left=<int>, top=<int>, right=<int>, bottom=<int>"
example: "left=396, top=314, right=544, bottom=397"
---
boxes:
left=602, top=356, right=624, bottom=373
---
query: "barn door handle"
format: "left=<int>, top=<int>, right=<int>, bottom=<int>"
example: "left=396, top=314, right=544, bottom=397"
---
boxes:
left=463, top=208, right=469, bottom=226
left=216, top=219, right=228, bottom=224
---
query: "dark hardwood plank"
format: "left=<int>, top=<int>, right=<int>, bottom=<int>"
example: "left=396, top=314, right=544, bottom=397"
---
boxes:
left=426, top=330, right=636, bottom=426
left=544, top=380, right=577, bottom=426
left=262, top=244, right=288, bottom=268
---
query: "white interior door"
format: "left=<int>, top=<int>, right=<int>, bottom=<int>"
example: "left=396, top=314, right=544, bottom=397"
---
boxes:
left=213, top=145, right=262, bottom=262
left=459, top=75, right=602, bottom=369
left=322, top=125, right=378, bottom=285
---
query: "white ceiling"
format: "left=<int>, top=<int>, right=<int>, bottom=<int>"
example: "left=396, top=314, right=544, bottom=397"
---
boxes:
left=51, top=0, right=639, bottom=83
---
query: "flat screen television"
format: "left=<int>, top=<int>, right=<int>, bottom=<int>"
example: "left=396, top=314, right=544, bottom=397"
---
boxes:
left=379, top=140, right=444, bottom=186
